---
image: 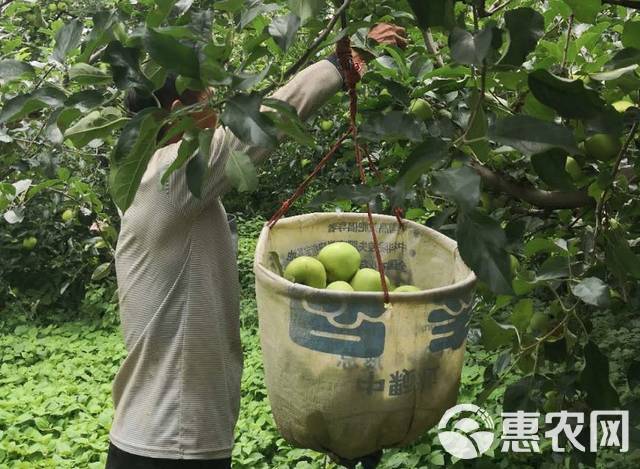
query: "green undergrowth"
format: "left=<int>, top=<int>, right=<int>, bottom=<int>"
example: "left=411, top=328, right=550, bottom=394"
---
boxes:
left=1, top=218, right=637, bottom=468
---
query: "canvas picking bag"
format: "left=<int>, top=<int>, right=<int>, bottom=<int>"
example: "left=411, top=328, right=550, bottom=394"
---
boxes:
left=254, top=212, right=476, bottom=459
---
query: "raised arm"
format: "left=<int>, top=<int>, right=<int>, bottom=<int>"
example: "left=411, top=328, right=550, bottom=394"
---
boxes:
left=209, top=59, right=344, bottom=197
left=166, top=24, right=407, bottom=215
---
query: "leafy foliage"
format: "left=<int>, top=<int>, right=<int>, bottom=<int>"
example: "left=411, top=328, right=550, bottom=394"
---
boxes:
left=2, top=0, right=640, bottom=467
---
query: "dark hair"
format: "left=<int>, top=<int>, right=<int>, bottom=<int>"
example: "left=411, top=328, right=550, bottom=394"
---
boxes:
left=124, top=74, right=201, bottom=113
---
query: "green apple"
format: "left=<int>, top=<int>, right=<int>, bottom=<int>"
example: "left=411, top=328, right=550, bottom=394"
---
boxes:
left=613, top=100, right=634, bottom=113
left=350, top=268, right=391, bottom=292
left=320, top=120, right=334, bottom=132
left=48, top=3, right=58, bottom=12
left=61, top=208, right=75, bottom=222
left=564, top=156, right=583, bottom=181
left=22, top=236, right=38, bottom=251
left=317, top=242, right=361, bottom=282
left=394, top=285, right=420, bottom=293
left=284, top=256, right=327, bottom=288
left=528, top=311, right=550, bottom=334
left=326, top=281, right=354, bottom=292
left=584, top=133, right=621, bottom=161
left=409, top=98, right=433, bottom=121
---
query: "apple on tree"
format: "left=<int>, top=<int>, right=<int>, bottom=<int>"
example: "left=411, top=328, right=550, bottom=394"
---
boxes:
left=584, top=133, right=621, bottom=161
left=22, top=236, right=38, bottom=251
left=409, top=98, right=433, bottom=121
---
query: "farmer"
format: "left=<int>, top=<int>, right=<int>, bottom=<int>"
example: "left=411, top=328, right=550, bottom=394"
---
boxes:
left=106, top=23, right=407, bottom=469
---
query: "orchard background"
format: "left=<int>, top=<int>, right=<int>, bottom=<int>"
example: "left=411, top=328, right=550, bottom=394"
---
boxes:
left=1, top=0, right=640, bottom=467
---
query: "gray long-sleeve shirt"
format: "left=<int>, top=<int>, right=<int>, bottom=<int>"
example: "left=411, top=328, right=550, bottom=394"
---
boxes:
left=110, top=60, right=343, bottom=459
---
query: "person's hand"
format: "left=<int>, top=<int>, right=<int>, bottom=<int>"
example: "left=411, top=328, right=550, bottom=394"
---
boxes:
left=368, top=23, right=408, bottom=49
left=351, top=23, right=408, bottom=79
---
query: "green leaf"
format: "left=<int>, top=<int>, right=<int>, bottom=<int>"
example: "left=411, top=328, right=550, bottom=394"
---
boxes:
left=391, top=138, right=449, bottom=206
left=465, top=91, right=489, bottom=160
left=78, top=11, right=118, bottom=63
left=109, top=109, right=167, bottom=211
left=161, top=131, right=198, bottom=185
left=91, top=262, right=112, bottom=281
left=580, top=341, right=620, bottom=409
left=214, top=0, right=244, bottom=12
left=571, top=277, right=610, bottom=307
left=531, top=149, right=575, bottom=190
left=489, top=115, right=579, bottom=156
left=146, top=0, right=177, bottom=28
left=240, top=1, right=279, bottom=29
left=221, top=93, right=277, bottom=148
left=623, top=21, right=640, bottom=49
left=65, top=90, right=105, bottom=112
left=407, top=0, right=455, bottom=30
left=536, top=255, right=570, bottom=281
left=562, top=0, right=602, bottom=24
left=262, top=98, right=313, bottom=146
left=511, top=299, right=534, bottom=334
left=449, top=26, right=495, bottom=66
left=457, top=209, right=513, bottom=295
left=528, top=69, right=605, bottom=119
left=103, top=41, right=154, bottom=92
left=0, top=60, right=34, bottom=83
left=604, top=228, right=640, bottom=282
left=52, top=19, right=83, bottom=63
left=431, top=166, right=481, bottom=211
left=232, top=64, right=272, bottom=91
left=0, top=87, right=67, bottom=124
left=360, top=111, right=426, bottom=142
left=64, top=108, right=127, bottom=147
left=225, top=150, right=258, bottom=193
left=590, top=64, right=639, bottom=81
left=503, top=376, right=543, bottom=412
left=288, top=0, right=324, bottom=25
left=185, top=129, right=214, bottom=199
left=605, top=47, right=640, bottom=70
left=143, top=28, right=200, bottom=79
left=268, top=14, right=301, bottom=52
left=200, top=43, right=233, bottom=85
left=500, top=8, right=545, bottom=67
left=68, top=63, right=111, bottom=85
left=480, top=316, right=517, bottom=351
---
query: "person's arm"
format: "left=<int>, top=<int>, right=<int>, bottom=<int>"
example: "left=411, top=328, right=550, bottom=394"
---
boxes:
left=211, top=59, right=344, bottom=195
left=164, top=59, right=343, bottom=214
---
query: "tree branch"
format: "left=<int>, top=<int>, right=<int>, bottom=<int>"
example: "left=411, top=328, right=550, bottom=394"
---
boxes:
left=560, top=14, right=574, bottom=76
left=470, top=161, right=595, bottom=209
left=262, top=0, right=352, bottom=95
left=594, top=121, right=639, bottom=237
left=602, top=0, right=640, bottom=9
left=422, top=28, right=444, bottom=68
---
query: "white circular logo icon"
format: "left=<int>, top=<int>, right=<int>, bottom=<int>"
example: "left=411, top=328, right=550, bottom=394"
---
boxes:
left=437, top=404, right=495, bottom=459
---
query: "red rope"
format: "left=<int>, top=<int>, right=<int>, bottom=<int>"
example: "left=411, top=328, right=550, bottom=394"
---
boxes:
left=267, top=130, right=352, bottom=228
left=336, top=36, right=391, bottom=303
left=269, top=35, right=404, bottom=303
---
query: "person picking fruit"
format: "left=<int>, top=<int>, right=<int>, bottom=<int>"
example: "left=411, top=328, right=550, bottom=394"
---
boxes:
left=106, top=23, right=407, bottom=469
